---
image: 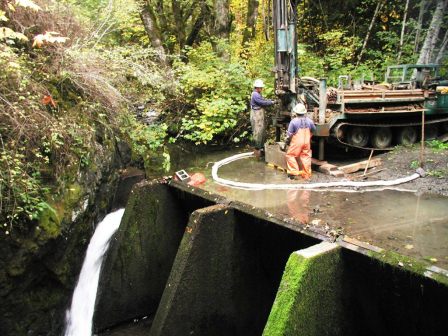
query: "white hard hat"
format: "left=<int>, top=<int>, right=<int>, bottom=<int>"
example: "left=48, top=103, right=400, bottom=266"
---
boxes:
left=292, top=103, right=307, bottom=115
left=254, top=79, right=265, bottom=88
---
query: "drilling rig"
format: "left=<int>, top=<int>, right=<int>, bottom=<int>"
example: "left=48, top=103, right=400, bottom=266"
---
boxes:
left=272, top=0, right=448, bottom=160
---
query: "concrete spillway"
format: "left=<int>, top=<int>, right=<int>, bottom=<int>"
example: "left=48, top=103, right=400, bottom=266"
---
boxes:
left=94, top=180, right=448, bottom=335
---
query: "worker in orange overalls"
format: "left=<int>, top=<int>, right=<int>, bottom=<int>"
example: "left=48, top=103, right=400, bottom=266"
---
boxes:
left=284, top=103, right=316, bottom=180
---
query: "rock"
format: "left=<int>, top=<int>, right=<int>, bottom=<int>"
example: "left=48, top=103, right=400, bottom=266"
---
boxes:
left=0, top=134, right=131, bottom=335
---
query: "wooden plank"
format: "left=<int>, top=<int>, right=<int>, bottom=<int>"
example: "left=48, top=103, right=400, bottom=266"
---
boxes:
left=339, top=158, right=382, bottom=174
left=342, top=236, right=384, bottom=253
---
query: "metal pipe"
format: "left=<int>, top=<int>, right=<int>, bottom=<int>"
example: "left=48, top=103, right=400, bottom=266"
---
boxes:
left=420, top=109, right=425, bottom=168
left=319, top=78, right=327, bottom=123
left=318, top=79, right=327, bottom=160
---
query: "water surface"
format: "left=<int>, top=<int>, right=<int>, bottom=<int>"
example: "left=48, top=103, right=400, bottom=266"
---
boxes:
left=174, top=148, right=448, bottom=270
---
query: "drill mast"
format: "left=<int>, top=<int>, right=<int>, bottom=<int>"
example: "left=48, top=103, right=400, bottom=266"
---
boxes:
left=273, top=0, right=299, bottom=109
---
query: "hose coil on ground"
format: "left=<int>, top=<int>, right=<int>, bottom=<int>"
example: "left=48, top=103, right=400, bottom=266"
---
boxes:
left=211, top=152, right=421, bottom=191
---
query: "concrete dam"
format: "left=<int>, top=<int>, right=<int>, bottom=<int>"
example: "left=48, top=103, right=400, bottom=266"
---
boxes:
left=93, top=180, right=448, bottom=336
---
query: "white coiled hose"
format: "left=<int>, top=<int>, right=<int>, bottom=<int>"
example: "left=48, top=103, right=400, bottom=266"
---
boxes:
left=212, top=152, right=422, bottom=191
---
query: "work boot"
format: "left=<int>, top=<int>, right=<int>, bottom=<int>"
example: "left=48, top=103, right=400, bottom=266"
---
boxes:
left=254, top=148, right=265, bottom=159
left=300, top=171, right=311, bottom=180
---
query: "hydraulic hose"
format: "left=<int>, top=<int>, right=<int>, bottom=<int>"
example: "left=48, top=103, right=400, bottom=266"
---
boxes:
left=211, top=152, right=422, bottom=191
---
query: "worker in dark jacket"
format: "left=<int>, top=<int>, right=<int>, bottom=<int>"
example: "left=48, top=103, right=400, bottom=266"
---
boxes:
left=285, top=103, right=316, bottom=180
left=250, top=79, right=275, bottom=154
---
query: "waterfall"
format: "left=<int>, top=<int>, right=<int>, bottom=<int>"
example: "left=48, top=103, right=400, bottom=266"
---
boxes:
left=64, top=208, right=125, bottom=336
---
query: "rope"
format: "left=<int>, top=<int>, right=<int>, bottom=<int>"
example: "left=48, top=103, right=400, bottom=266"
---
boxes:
left=211, top=152, right=422, bottom=191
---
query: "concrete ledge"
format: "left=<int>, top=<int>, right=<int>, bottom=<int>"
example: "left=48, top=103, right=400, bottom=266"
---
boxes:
left=296, top=241, right=339, bottom=258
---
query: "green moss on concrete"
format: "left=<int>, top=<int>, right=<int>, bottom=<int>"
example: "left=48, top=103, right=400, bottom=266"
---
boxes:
left=369, top=250, right=448, bottom=286
left=264, top=245, right=344, bottom=336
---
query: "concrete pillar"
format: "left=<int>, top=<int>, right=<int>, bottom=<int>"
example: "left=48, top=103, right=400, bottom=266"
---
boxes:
left=149, top=204, right=319, bottom=336
left=94, top=182, right=190, bottom=331
left=263, top=242, right=345, bottom=336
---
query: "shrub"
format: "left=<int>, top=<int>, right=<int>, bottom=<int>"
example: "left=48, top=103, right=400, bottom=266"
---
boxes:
left=174, top=41, right=252, bottom=144
left=0, top=1, right=172, bottom=233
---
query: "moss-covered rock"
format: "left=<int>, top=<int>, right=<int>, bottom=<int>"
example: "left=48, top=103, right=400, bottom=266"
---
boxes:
left=0, top=136, right=128, bottom=336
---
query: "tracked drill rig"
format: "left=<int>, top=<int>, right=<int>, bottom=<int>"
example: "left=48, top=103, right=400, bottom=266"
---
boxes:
left=272, top=0, right=448, bottom=159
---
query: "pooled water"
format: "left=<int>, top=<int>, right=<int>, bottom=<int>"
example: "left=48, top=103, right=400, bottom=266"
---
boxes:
left=64, top=209, right=125, bottom=336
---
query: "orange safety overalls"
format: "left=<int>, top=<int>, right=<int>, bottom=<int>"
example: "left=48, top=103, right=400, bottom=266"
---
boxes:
left=286, top=127, right=312, bottom=179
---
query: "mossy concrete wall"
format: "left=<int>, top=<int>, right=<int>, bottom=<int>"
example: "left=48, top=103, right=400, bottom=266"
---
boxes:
left=263, top=243, right=448, bottom=336
left=149, top=205, right=319, bottom=336
left=341, top=249, right=448, bottom=336
left=263, top=242, right=347, bottom=336
left=94, top=182, right=190, bottom=330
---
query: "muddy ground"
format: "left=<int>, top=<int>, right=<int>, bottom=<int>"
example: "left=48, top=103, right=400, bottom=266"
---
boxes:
left=312, top=144, right=448, bottom=196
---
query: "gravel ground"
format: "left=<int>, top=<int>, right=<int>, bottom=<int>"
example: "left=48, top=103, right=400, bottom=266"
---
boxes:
left=375, top=145, right=448, bottom=196
left=304, top=144, right=448, bottom=196
left=312, top=145, right=448, bottom=196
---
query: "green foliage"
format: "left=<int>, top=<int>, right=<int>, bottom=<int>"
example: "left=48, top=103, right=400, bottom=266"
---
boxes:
left=319, top=30, right=360, bottom=71
left=426, top=140, right=448, bottom=151
left=126, top=117, right=168, bottom=160
left=243, top=41, right=275, bottom=97
left=0, top=146, right=51, bottom=233
left=410, top=160, right=419, bottom=169
left=427, top=169, right=446, bottom=178
left=0, top=1, right=171, bottom=233
left=175, top=41, right=252, bottom=144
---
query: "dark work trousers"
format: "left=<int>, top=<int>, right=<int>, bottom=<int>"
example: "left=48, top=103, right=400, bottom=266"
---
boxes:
left=250, top=108, right=266, bottom=150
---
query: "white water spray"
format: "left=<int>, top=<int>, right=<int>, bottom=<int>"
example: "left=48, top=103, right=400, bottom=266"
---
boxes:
left=64, top=208, right=125, bottom=336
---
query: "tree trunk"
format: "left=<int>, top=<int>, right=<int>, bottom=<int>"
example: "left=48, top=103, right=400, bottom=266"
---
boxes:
left=214, top=0, right=231, bottom=39
left=263, top=0, right=271, bottom=41
left=242, top=0, right=260, bottom=45
left=397, top=0, right=410, bottom=63
left=140, top=6, right=166, bottom=63
left=186, top=2, right=210, bottom=47
left=418, top=0, right=447, bottom=64
left=414, top=0, right=427, bottom=53
left=171, top=0, right=185, bottom=49
left=356, top=1, right=384, bottom=67
left=435, top=28, right=448, bottom=64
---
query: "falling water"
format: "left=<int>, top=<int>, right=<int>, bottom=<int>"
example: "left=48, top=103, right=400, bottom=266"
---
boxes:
left=64, top=208, right=125, bottom=336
